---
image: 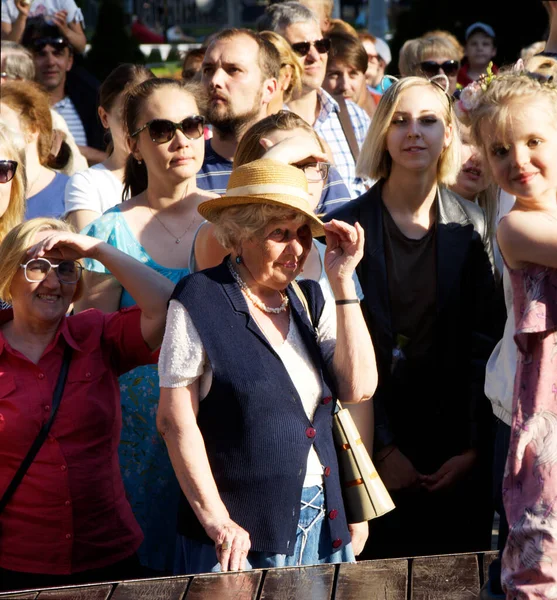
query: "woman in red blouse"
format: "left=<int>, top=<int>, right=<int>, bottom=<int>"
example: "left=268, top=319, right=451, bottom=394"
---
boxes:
left=0, top=217, right=174, bottom=591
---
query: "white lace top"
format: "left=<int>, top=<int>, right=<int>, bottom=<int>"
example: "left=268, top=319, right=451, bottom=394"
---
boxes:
left=159, top=296, right=337, bottom=487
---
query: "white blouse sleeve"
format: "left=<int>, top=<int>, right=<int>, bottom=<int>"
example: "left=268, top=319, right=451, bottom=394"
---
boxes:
left=315, top=292, right=337, bottom=368
left=158, top=299, right=207, bottom=388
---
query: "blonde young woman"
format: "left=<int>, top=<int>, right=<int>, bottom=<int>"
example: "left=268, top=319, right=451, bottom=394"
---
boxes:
left=330, top=76, right=503, bottom=560
left=78, top=78, right=216, bottom=574
left=0, top=125, right=25, bottom=245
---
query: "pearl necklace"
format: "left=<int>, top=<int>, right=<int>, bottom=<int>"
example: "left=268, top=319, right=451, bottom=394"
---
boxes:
left=227, top=259, right=289, bottom=314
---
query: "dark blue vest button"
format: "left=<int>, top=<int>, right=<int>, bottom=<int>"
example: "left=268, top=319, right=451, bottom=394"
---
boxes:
left=332, top=538, right=342, bottom=549
left=322, top=396, right=332, bottom=405
left=329, top=509, right=338, bottom=520
left=306, top=427, right=316, bottom=439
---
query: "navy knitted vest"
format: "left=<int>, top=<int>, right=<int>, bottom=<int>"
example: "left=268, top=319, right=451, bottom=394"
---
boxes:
left=172, top=260, right=350, bottom=555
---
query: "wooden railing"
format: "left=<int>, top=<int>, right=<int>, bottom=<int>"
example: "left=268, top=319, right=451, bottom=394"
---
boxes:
left=0, top=550, right=499, bottom=599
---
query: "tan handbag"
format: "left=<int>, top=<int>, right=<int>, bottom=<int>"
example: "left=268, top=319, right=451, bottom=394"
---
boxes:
left=290, top=281, right=395, bottom=522
left=333, top=400, right=395, bottom=522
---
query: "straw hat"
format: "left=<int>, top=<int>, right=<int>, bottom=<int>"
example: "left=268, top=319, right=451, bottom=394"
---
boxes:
left=197, top=159, right=325, bottom=237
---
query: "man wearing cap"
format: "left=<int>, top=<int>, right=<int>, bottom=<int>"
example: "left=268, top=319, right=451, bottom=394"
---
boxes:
left=358, top=32, right=392, bottom=95
left=258, top=1, right=371, bottom=198
left=22, top=17, right=105, bottom=165
left=457, top=22, right=498, bottom=88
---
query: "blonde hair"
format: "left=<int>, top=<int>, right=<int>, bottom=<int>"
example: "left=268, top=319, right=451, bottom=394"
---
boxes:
left=213, top=204, right=308, bottom=250
left=399, top=35, right=461, bottom=76
left=356, top=76, right=461, bottom=184
left=0, top=218, right=82, bottom=304
left=0, top=125, right=26, bottom=243
left=259, top=31, right=303, bottom=103
left=423, top=30, right=464, bottom=60
left=521, top=40, right=546, bottom=61
left=467, top=72, right=557, bottom=150
left=524, top=54, right=557, bottom=80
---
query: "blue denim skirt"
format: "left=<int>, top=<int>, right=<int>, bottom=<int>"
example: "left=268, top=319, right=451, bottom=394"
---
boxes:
left=175, top=485, right=355, bottom=574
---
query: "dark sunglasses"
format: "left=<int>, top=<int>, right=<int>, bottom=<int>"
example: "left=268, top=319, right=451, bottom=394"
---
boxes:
left=0, top=160, right=17, bottom=184
left=130, top=116, right=205, bottom=144
left=31, top=37, right=69, bottom=53
left=419, top=60, right=459, bottom=77
left=291, top=38, right=331, bottom=57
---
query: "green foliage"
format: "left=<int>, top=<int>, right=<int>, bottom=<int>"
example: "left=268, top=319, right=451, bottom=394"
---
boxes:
left=85, top=0, right=145, bottom=82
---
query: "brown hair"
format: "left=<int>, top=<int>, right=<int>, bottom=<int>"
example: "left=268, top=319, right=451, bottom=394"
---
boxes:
left=399, top=35, right=461, bottom=77
left=233, top=110, right=325, bottom=168
left=181, top=47, right=205, bottom=81
left=99, top=63, right=154, bottom=156
left=204, top=28, right=281, bottom=81
left=357, top=31, right=377, bottom=45
left=328, top=18, right=359, bottom=38
left=328, top=32, right=368, bottom=74
left=123, top=78, right=206, bottom=199
left=1, top=79, right=53, bottom=166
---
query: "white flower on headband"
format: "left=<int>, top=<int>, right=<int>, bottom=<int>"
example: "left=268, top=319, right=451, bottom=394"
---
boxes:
left=455, top=81, right=482, bottom=120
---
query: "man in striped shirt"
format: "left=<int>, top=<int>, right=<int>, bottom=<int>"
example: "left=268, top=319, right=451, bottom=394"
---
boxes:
left=22, top=18, right=105, bottom=165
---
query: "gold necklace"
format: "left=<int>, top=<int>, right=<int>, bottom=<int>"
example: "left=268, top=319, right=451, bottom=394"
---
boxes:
left=148, top=204, right=197, bottom=244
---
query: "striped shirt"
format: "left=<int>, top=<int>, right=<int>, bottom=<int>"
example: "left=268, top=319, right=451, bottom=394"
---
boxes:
left=311, top=89, right=371, bottom=198
left=196, top=139, right=352, bottom=216
left=54, top=95, right=88, bottom=147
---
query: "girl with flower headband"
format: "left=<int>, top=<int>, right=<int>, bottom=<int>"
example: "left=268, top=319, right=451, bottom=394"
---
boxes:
left=330, top=75, right=502, bottom=560
left=464, top=70, right=557, bottom=598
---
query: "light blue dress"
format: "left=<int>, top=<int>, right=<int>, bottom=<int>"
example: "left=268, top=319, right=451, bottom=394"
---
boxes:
left=82, top=205, right=189, bottom=573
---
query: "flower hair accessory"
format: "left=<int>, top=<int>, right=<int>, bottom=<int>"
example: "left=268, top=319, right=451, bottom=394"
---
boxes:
left=454, top=62, right=496, bottom=122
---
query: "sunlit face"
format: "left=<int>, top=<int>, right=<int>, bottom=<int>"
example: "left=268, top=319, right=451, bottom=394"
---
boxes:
left=465, top=32, right=496, bottom=69
left=201, top=35, right=268, bottom=132
left=324, top=60, right=367, bottom=105
left=241, top=216, right=313, bottom=290
left=0, top=144, right=14, bottom=220
left=361, top=39, right=380, bottom=86
left=283, top=21, right=327, bottom=94
left=451, top=125, right=490, bottom=201
left=480, top=98, right=557, bottom=202
left=386, top=85, right=452, bottom=174
left=262, top=127, right=325, bottom=210
left=10, top=230, right=77, bottom=328
left=129, top=87, right=205, bottom=184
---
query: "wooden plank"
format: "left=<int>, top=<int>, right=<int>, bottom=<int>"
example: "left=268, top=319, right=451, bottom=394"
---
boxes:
left=110, top=577, right=190, bottom=599
left=482, top=551, right=500, bottom=586
left=184, top=571, right=261, bottom=600
left=260, top=564, right=335, bottom=600
left=335, top=559, right=408, bottom=600
left=38, top=585, right=113, bottom=600
left=412, top=554, right=480, bottom=600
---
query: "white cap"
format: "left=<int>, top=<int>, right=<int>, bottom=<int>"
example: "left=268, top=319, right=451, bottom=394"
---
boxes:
left=374, top=37, right=391, bottom=66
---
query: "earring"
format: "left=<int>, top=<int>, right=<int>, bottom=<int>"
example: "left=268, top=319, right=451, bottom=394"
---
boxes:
left=235, top=255, right=243, bottom=265
left=136, top=157, right=142, bottom=165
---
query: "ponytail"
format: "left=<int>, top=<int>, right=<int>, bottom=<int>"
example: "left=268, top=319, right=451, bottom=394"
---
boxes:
left=123, top=154, right=148, bottom=200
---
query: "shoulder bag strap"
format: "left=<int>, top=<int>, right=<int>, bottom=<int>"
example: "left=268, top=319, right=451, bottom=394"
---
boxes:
left=0, top=344, right=73, bottom=516
left=290, top=280, right=313, bottom=326
left=335, top=95, right=360, bottom=163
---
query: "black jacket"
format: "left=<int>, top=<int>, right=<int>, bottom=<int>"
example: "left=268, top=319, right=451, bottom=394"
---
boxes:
left=329, top=181, right=504, bottom=472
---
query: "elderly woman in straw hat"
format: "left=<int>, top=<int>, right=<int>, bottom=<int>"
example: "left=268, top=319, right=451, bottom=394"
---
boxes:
left=157, top=158, right=377, bottom=574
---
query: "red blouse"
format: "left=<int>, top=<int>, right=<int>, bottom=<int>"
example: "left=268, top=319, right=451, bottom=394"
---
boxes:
left=0, top=307, right=156, bottom=575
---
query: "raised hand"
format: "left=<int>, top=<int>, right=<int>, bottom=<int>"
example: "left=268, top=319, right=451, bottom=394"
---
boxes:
left=323, top=219, right=364, bottom=287
left=26, top=231, right=104, bottom=262
left=259, top=135, right=328, bottom=166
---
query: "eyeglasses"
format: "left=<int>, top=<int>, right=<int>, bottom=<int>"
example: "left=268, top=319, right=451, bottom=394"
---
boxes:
left=291, top=38, right=331, bottom=57
left=130, top=115, right=205, bottom=144
left=19, top=258, right=83, bottom=284
left=367, top=54, right=380, bottom=63
left=0, top=160, right=17, bottom=183
left=419, top=60, right=459, bottom=78
left=31, top=37, right=69, bottom=53
left=298, top=162, right=330, bottom=182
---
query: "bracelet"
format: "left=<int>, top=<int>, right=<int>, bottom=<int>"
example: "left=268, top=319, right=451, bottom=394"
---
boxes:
left=335, top=299, right=360, bottom=305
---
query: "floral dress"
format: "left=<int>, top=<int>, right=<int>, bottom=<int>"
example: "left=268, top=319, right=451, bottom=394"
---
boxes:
left=502, top=262, right=557, bottom=599
left=83, top=206, right=189, bottom=573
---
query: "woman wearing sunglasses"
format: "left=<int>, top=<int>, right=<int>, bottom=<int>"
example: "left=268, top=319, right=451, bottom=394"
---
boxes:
left=1, top=79, right=69, bottom=219
left=64, top=63, right=154, bottom=232
left=0, top=218, right=174, bottom=592
left=0, top=126, right=25, bottom=252
left=329, top=76, right=502, bottom=560
left=398, top=34, right=463, bottom=96
left=77, top=77, right=217, bottom=575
